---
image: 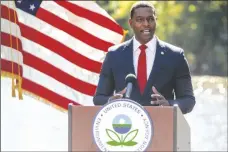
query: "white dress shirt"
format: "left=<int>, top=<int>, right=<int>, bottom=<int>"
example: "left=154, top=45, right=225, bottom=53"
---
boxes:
left=133, top=36, right=157, bottom=80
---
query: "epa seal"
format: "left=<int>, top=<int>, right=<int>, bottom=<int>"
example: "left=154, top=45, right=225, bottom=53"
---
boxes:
left=92, top=99, right=153, bottom=151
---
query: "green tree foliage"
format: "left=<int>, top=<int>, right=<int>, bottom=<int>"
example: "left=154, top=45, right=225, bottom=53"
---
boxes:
left=96, top=1, right=227, bottom=76
left=171, top=1, right=227, bottom=76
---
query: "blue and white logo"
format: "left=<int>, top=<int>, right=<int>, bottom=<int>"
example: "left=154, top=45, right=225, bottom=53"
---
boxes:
left=93, top=99, right=153, bottom=151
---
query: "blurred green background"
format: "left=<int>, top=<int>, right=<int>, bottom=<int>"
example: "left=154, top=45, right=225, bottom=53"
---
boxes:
left=96, top=1, right=227, bottom=77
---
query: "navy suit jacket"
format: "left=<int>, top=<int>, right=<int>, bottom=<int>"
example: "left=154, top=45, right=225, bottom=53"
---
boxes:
left=93, top=37, right=195, bottom=114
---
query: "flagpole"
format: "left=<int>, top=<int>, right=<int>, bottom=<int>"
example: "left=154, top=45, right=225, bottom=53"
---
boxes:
left=12, top=1, right=23, bottom=100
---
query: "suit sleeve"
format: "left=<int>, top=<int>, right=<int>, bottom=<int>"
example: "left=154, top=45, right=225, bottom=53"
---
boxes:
left=168, top=50, right=196, bottom=114
left=93, top=52, right=115, bottom=105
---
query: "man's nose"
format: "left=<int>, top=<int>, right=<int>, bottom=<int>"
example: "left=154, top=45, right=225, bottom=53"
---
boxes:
left=142, top=19, right=149, bottom=26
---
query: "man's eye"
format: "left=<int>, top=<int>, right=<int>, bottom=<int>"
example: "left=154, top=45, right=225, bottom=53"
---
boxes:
left=148, top=17, right=154, bottom=22
left=136, top=18, right=143, bottom=22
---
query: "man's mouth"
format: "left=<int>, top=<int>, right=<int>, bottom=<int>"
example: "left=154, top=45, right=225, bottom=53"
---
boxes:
left=141, top=29, right=151, bottom=35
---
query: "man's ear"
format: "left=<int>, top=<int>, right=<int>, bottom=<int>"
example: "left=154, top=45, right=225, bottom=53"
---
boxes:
left=154, top=14, right=158, bottom=20
left=128, top=18, right=133, bottom=28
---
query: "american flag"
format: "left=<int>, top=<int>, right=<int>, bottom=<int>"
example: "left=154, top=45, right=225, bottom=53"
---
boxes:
left=1, top=0, right=124, bottom=110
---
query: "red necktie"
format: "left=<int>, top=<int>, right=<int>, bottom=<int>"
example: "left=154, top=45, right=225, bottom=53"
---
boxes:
left=137, top=44, right=147, bottom=94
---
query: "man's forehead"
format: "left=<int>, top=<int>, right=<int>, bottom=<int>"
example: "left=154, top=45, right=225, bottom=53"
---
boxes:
left=133, top=7, right=154, bottom=17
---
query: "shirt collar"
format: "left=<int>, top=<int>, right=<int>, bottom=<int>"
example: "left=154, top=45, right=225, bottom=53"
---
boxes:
left=133, top=35, right=156, bottom=52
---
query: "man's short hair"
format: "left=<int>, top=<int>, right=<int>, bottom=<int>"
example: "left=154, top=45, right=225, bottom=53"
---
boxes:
left=130, top=1, right=156, bottom=18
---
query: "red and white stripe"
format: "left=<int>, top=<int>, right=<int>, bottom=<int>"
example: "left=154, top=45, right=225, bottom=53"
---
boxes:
left=1, top=2, right=23, bottom=77
left=1, top=1, right=124, bottom=109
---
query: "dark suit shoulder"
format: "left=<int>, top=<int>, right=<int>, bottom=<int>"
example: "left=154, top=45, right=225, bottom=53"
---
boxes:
left=108, top=39, right=131, bottom=53
left=103, top=39, right=131, bottom=66
left=159, top=40, right=184, bottom=55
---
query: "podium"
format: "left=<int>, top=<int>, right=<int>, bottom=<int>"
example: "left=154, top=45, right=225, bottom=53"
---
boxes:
left=68, top=104, right=190, bottom=151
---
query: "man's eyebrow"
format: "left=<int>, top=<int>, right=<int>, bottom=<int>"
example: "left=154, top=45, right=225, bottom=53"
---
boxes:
left=135, top=16, right=154, bottom=18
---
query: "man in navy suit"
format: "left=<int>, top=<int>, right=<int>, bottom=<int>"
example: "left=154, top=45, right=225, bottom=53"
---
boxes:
left=93, top=1, right=195, bottom=114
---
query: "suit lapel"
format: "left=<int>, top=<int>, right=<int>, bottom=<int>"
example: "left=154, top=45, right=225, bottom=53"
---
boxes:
left=123, top=38, right=136, bottom=76
left=143, top=37, right=167, bottom=95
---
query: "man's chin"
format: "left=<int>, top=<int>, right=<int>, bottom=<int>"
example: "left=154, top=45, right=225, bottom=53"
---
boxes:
left=135, top=35, right=153, bottom=44
left=141, top=36, right=153, bottom=44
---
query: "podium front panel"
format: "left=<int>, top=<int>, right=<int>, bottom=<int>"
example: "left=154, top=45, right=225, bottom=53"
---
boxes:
left=145, top=106, right=174, bottom=151
left=69, top=105, right=189, bottom=151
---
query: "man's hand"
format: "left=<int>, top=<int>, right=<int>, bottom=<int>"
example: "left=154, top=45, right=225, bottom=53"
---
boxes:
left=108, top=88, right=127, bottom=102
left=151, top=86, right=169, bottom=106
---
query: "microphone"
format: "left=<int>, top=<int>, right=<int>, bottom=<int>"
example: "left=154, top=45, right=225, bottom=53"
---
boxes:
left=124, top=74, right=137, bottom=98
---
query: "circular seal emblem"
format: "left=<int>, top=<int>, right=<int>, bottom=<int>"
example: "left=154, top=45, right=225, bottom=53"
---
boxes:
left=92, top=99, right=153, bottom=151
